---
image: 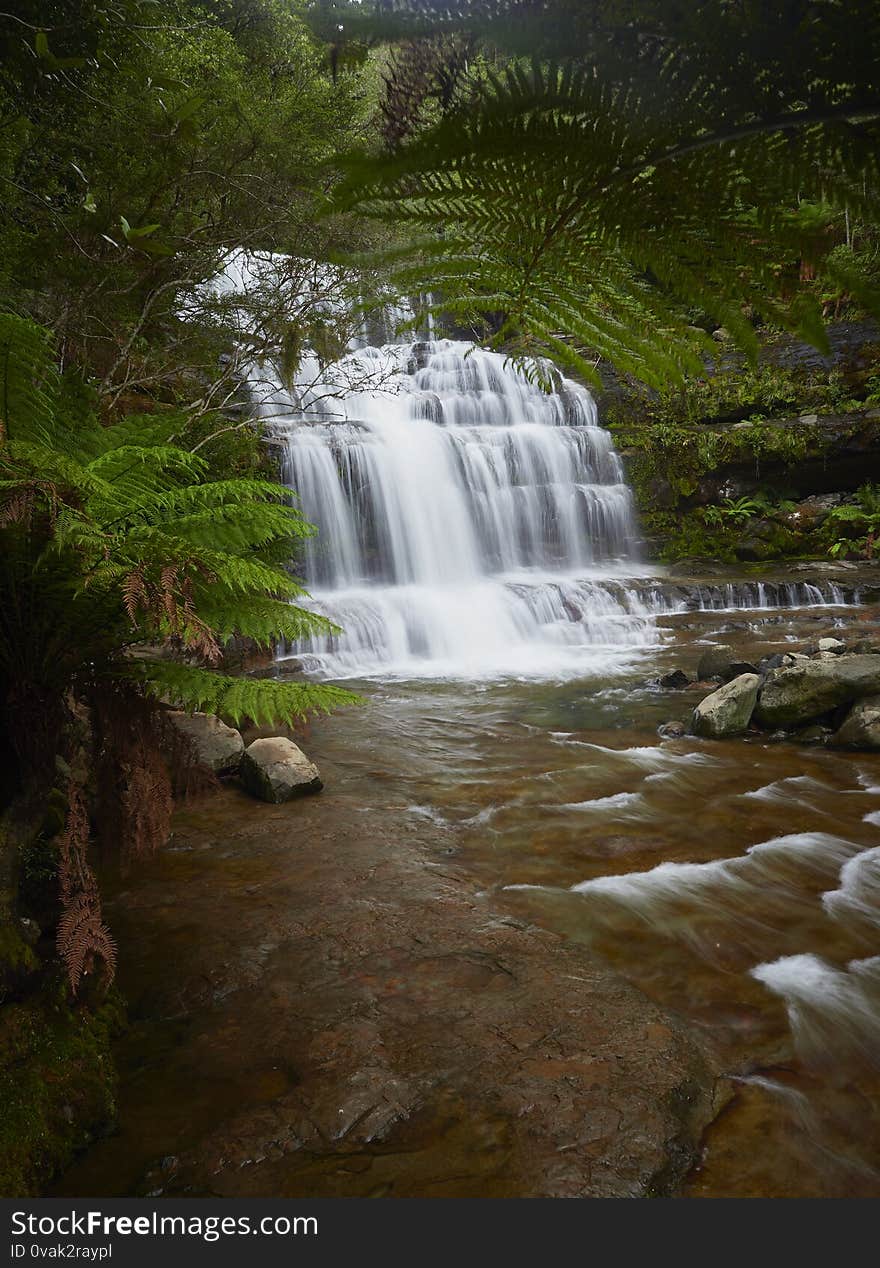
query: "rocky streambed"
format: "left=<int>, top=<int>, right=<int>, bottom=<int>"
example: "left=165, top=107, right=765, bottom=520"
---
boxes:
left=55, top=577, right=880, bottom=1199
left=53, top=769, right=719, bottom=1199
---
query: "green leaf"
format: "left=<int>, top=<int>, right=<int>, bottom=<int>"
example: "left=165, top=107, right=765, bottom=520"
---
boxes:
left=119, top=217, right=173, bottom=254
left=170, top=92, right=208, bottom=125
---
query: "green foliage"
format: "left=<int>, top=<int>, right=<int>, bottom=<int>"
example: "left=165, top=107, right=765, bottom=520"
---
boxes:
left=702, top=497, right=763, bottom=527
left=823, top=483, right=880, bottom=559
left=0, top=0, right=381, bottom=411
left=0, top=978, right=124, bottom=1197
left=0, top=314, right=359, bottom=788
left=325, top=1, right=880, bottom=387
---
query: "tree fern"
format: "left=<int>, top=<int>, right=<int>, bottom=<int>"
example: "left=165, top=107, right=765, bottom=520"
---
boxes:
left=324, top=1, right=880, bottom=385
left=0, top=314, right=358, bottom=788
left=138, top=662, right=360, bottom=728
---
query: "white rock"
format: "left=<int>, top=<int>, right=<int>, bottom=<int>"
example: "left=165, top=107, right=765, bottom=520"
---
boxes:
left=691, top=674, right=761, bottom=739
left=240, top=737, right=323, bottom=803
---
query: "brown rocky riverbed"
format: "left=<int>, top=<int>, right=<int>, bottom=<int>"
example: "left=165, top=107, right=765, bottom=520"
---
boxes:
left=54, top=777, right=720, bottom=1198
left=56, top=584, right=880, bottom=1199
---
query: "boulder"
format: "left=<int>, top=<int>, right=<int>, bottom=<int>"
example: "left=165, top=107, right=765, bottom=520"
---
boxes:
left=240, top=737, right=323, bottom=803
left=658, top=720, right=687, bottom=739
left=691, top=673, right=761, bottom=739
left=659, top=670, right=690, bottom=690
left=831, top=694, right=880, bottom=750
left=754, top=655, right=880, bottom=728
left=696, top=644, right=736, bottom=682
left=728, top=660, right=760, bottom=679
left=169, top=711, right=244, bottom=774
left=805, top=636, right=846, bottom=656
left=850, top=640, right=880, bottom=655
left=791, top=724, right=833, bottom=746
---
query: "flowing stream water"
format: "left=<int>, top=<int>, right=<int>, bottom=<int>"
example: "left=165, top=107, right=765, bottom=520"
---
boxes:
left=247, top=327, right=880, bottom=1194
left=58, top=308, right=879, bottom=1197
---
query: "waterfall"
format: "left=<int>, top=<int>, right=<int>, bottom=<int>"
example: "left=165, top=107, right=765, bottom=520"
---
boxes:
left=254, top=332, right=663, bottom=678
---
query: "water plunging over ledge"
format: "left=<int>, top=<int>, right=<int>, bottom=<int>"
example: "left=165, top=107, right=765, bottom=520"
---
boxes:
left=249, top=327, right=862, bottom=679
left=53, top=276, right=880, bottom=1198
left=254, top=336, right=660, bottom=678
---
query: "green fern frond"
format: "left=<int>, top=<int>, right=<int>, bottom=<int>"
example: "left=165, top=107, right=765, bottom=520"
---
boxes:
left=0, top=313, right=61, bottom=446
left=330, top=5, right=880, bottom=384
left=195, top=595, right=340, bottom=647
left=138, top=660, right=361, bottom=726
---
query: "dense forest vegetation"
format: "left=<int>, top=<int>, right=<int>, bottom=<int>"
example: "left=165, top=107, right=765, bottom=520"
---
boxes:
left=2, top=0, right=880, bottom=1196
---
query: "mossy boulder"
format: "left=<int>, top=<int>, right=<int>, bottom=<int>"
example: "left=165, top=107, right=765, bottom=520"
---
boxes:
left=168, top=710, right=244, bottom=775
left=755, top=655, right=880, bottom=728
left=831, top=694, right=880, bottom=750
left=0, top=982, right=123, bottom=1196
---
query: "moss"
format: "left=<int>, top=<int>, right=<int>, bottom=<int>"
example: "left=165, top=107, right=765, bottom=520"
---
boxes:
left=0, top=919, right=39, bottom=987
left=604, top=346, right=880, bottom=557
left=0, top=978, right=124, bottom=1196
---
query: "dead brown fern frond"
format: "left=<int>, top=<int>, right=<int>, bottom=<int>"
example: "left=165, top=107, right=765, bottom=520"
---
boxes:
left=89, top=680, right=216, bottom=868
left=120, top=562, right=221, bottom=663
left=56, top=783, right=117, bottom=994
left=119, top=742, right=173, bottom=866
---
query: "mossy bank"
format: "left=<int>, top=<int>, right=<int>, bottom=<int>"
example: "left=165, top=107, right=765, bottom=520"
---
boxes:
left=598, top=321, right=880, bottom=563
left=0, top=800, right=123, bottom=1197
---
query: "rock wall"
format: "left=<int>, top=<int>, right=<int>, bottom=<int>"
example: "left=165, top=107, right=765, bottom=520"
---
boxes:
left=595, top=321, right=880, bottom=563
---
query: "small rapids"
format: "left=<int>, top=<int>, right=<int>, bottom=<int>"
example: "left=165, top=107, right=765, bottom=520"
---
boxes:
left=237, top=262, right=880, bottom=1192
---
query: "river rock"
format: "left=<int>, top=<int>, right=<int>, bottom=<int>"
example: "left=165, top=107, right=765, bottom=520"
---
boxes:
left=791, top=724, right=833, bottom=745
left=728, top=660, right=760, bottom=679
left=849, top=640, right=880, bottom=655
left=691, top=673, right=761, bottom=738
left=659, top=670, right=690, bottom=690
left=831, top=694, right=880, bottom=750
left=240, top=737, right=323, bottom=803
left=754, top=655, right=880, bottom=728
left=658, top=720, right=687, bottom=739
left=817, top=637, right=846, bottom=654
left=696, top=644, right=736, bottom=681
left=169, top=711, right=244, bottom=774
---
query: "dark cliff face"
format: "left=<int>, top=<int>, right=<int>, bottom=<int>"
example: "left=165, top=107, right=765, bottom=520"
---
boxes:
left=686, top=411, right=880, bottom=504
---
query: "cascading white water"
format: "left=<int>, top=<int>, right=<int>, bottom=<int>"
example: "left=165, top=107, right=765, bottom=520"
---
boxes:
left=257, top=334, right=659, bottom=677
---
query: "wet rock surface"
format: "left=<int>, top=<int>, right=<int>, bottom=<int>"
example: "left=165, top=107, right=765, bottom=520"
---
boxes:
left=832, top=694, right=880, bottom=750
left=692, top=674, right=761, bottom=738
left=58, top=783, right=720, bottom=1198
left=239, top=737, right=323, bottom=803
left=755, top=655, right=880, bottom=728
left=168, top=711, right=244, bottom=775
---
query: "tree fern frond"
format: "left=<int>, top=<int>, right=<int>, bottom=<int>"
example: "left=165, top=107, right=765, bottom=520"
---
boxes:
left=329, top=6, right=880, bottom=383
left=138, top=661, right=362, bottom=726
left=0, top=312, right=61, bottom=446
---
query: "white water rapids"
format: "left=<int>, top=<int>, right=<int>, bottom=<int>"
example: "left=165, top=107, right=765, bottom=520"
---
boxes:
left=217, top=267, right=880, bottom=1192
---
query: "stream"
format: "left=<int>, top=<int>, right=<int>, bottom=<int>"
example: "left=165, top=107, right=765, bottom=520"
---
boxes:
left=56, top=306, right=880, bottom=1198
left=56, top=593, right=880, bottom=1198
